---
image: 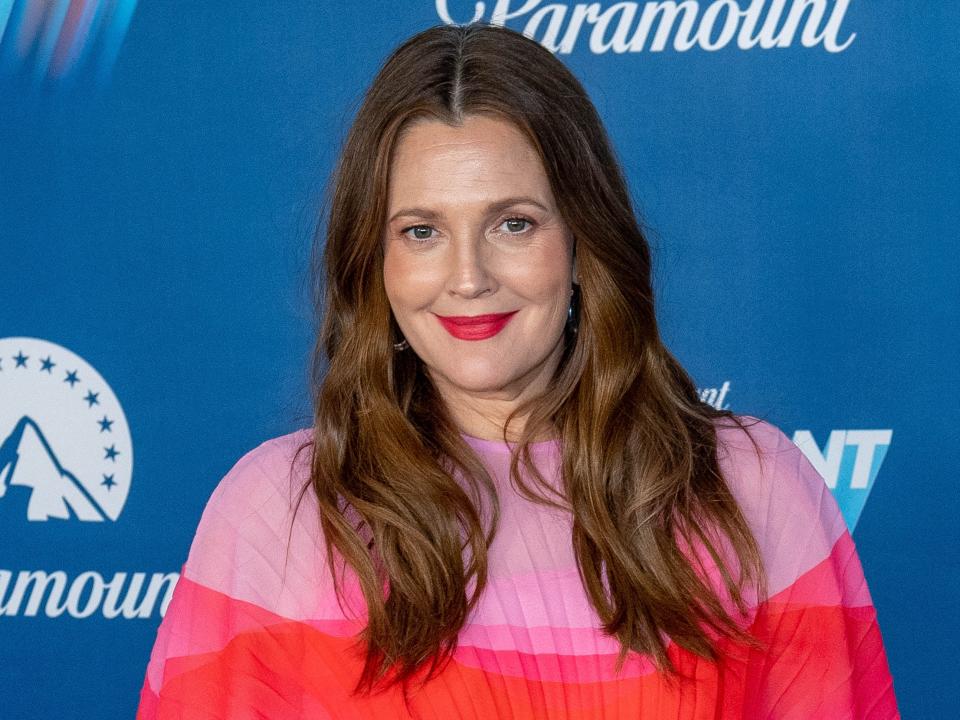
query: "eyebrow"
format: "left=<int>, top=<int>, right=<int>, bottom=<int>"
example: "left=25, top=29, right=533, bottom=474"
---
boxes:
left=387, top=196, right=550, bottom=223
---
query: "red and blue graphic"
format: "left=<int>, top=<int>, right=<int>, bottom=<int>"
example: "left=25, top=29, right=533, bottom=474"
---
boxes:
left=0, top=0, right=137, bottom=84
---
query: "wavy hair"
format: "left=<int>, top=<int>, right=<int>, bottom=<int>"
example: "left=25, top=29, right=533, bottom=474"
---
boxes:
left=293, top=21, right=769, bottom=696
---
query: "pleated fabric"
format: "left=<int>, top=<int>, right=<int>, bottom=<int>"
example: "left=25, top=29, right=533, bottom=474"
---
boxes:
left=136, top=416, right=900, bottom=719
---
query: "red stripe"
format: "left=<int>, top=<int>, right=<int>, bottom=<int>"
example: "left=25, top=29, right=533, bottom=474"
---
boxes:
left=138, top=530, right=897, bottom=718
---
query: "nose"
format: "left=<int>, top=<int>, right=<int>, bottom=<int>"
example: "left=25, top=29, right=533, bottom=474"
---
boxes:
left=446, top=234, right=496, bottom=299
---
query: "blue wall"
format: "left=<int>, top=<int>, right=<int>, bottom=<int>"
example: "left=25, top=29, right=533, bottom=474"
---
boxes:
left=2, top=1, right=956, bottom=716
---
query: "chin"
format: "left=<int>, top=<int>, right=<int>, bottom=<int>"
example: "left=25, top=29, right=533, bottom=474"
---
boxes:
left=435, top=358, right=521, bottom=394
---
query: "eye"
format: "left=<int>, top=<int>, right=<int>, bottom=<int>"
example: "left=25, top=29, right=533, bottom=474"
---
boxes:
left=400, top=224, right=436, bottom=242
left=499, top=216, right=533, bottom=234
left=398, top=216, right=534, bottom=242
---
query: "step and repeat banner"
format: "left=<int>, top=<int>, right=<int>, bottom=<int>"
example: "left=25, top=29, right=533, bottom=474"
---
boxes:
left=1, top=1, right=957, bottom=717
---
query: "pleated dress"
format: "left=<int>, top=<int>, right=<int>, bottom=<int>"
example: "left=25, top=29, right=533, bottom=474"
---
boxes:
left=136, top=416, right=900, bottom=718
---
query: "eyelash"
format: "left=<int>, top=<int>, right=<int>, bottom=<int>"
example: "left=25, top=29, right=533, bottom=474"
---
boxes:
left=400, top=216, right=534, bottom=242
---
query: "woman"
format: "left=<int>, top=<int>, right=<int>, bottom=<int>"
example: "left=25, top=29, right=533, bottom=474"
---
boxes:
left=137, top=22, right=899, bottom=719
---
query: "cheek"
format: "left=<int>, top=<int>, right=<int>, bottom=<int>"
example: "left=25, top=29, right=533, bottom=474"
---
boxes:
left=503, top=245, right=572, bottom=310
left=383, top=247, right=444, bottom=314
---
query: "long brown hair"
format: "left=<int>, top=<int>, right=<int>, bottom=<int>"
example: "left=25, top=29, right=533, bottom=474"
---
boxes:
left=294, top=21, right=768, bottom=696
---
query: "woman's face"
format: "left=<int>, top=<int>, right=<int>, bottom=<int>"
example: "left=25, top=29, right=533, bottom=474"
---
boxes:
left=383, top=114, right=576, bottom=406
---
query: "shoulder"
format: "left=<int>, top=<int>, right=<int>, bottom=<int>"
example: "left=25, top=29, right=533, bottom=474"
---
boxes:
left=711, top=414, right=849, bottom=597
left=200, top=427, right=314, bottom=516
left=712, top=413, right=833, bottom=517
left=181, top=427, right=335, bottom=618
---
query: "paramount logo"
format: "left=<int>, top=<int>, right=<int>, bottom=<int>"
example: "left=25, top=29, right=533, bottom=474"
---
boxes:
left=436, top=0, right=856, bottom=55
left=698, top=380, right=731, bottom=410
left=0, top=569, right=178, bottom=619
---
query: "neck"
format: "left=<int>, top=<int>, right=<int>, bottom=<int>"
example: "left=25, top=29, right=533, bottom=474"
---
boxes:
left=429, top=340, right=565, bottom=443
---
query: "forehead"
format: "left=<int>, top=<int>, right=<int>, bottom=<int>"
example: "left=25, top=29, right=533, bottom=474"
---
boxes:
left=386, top=115, right=552, bottom=205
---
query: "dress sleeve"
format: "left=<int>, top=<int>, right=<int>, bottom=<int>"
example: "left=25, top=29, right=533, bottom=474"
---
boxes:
left=134, top=443, right=276, bottom=718
left=133, top=438, right=366, bottom=720
left=721, top=420, right=900, bottom=719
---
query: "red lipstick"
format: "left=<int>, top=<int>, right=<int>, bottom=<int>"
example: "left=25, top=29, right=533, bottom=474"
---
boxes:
left=435, top=311, right=518, bottom=341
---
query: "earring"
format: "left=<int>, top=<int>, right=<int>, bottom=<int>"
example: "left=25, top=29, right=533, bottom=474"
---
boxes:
left=567, top=284, right=579, bottom=335
left=393, top=339, right=409, bottom=351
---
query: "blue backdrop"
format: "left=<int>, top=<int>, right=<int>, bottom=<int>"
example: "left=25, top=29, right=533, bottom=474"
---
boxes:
left=1, top=1, right=957, bottom=717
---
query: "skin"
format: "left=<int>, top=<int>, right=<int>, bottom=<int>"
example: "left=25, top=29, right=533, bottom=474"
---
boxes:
left=382, top=114, right=577, bottom=442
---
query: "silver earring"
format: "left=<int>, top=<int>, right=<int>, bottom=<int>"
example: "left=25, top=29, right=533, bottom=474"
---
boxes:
left=393, top=339, right=409, bottom=351
left=567, top=284, right=579, bottom=335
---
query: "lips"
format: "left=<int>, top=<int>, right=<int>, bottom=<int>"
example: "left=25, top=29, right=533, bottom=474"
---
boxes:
left=435, top=311, right=518, bottom=341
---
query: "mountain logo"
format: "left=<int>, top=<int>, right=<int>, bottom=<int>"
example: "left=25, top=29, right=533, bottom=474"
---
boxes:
left=0, top=337, right=133, bottom=522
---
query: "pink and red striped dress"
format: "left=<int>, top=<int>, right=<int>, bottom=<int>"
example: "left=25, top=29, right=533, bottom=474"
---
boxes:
left=137, top=416, right=899, bottom=718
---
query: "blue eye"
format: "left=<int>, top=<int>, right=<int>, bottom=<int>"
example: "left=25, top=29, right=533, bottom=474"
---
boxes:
left=401, top=225, right=435, bottom=242
left=399, top=216, right=533, bottom=242
left=501, top=217, right=532, bottom=233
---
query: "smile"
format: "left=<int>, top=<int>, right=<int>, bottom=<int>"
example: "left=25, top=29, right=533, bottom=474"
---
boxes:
left=435, top=311, right=518, bottom=341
